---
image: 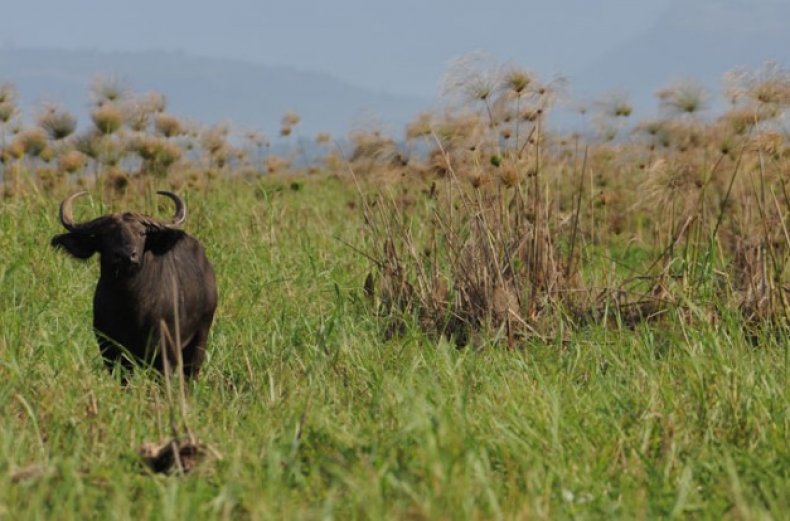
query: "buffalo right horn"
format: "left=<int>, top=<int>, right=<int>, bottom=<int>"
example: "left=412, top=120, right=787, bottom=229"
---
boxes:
left=59, top=191, right=89, bottom=231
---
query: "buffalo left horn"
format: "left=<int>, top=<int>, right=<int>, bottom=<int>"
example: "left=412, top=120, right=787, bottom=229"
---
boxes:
left=157, top=191, right=186, bottom=226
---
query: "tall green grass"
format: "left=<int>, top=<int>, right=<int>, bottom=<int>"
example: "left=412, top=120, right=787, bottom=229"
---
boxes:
left=0, top=177, right=787, bottom=519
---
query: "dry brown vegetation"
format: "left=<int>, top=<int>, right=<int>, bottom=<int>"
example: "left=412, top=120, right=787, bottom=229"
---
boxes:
left=354, top=62, right=790, bottom=345
left=0, top=77, right=273, bottom=198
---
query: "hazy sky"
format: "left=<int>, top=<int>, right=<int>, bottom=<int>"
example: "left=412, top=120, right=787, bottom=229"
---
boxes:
left=4, top=0, right=676, bottom=97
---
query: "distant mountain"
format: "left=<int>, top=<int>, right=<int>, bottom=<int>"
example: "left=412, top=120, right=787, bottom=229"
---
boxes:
left=2, top=0, right=787, bottom=142
left=0, top=47, right=431, bottom=138
left=568, top=0, right=789, bottom=119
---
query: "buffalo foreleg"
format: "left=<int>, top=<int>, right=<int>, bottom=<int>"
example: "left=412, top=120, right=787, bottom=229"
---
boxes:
left=180, top=324, right=211, bottom=379
left=97, top=335, right=136, bottom=382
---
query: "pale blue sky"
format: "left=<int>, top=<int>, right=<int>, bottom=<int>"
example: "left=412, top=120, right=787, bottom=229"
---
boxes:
left=5, top=0, right=675, bottom=97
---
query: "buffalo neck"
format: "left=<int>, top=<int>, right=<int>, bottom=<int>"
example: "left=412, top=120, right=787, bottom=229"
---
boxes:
left=98, top=251, right=176, bottom=295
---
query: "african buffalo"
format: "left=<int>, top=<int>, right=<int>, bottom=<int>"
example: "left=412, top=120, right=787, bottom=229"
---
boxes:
left=51, top=191, right=218, bottom=379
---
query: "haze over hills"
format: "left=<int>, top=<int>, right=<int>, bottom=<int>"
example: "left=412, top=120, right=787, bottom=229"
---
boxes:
left=569, top=0, right=789, bottom=119
left=0, top=47, right=431, bottom=139
left=0, top=0, right=787, bottom=139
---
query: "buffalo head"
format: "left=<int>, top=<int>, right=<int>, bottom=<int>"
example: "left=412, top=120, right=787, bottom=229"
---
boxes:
left=52, top=191, right=187, bottom=275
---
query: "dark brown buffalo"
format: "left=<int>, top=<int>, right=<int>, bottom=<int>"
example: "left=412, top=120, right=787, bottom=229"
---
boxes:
left=51, top=191, right=218, bottom=379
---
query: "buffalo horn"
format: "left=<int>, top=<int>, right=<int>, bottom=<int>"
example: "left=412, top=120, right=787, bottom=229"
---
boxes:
left=157, top=191, right=186, bottom=226
left=59, top=191, right=89, bottom=231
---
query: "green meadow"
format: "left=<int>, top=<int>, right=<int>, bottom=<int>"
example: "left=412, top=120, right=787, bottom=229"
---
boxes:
left=1, top=178, right=787, bottom=519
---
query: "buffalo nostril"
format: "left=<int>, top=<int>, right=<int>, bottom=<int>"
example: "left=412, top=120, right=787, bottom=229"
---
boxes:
left=112, top=251, right=138, bottom=265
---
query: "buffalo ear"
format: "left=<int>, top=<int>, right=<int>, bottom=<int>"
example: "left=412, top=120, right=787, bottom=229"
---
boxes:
left=51, top=233, right=98, bottom=259
left=145, top=228, right=184, bottom=255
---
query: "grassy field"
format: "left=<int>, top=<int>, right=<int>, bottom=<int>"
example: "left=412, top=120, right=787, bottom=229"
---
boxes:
left=0, top=177, right=787, bottom=520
